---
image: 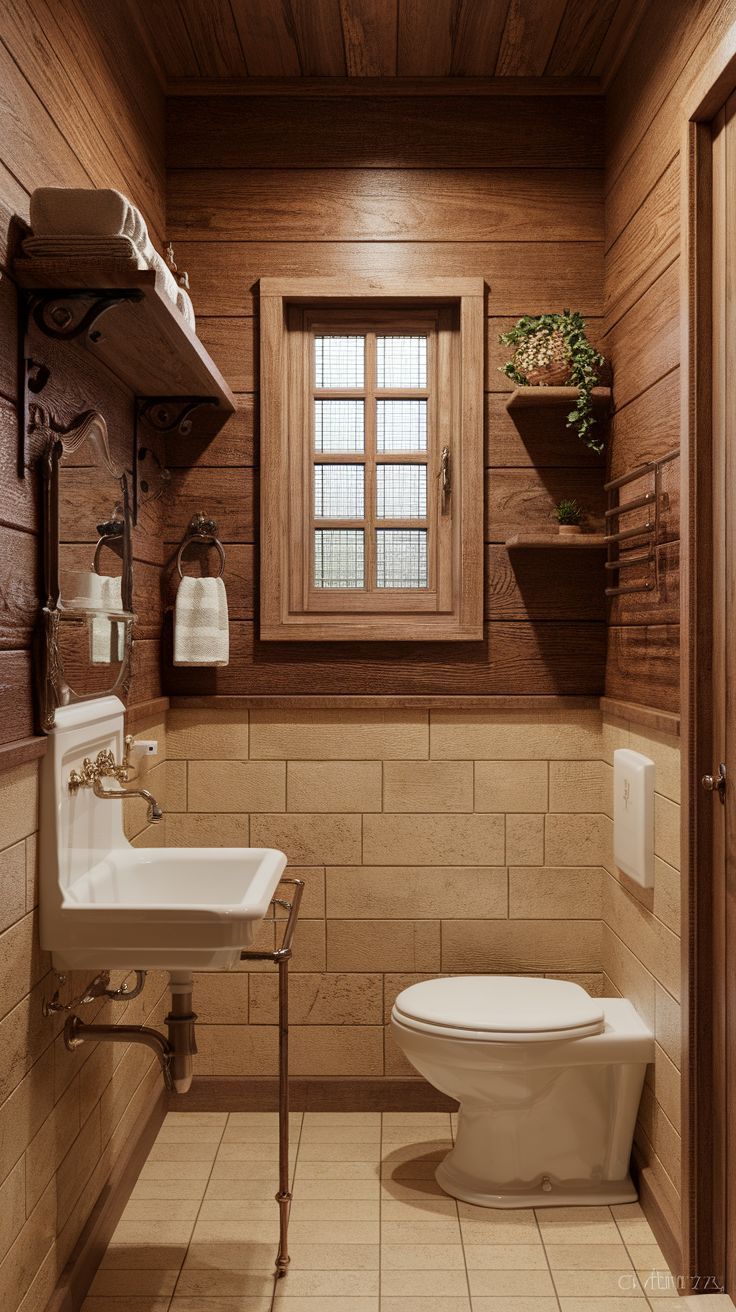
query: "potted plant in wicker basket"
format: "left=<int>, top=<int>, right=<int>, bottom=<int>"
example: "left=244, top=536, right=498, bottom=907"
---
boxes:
left=554, top=498, right=584, bottom=536
left=499, top=310, right=606, bottom=453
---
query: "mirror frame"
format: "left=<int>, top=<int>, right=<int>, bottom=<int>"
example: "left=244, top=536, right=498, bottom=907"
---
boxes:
left=38, top=409, right=135, bottom=731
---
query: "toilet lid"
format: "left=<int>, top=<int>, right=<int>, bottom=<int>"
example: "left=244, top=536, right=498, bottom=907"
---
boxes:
left=393, top=976, right=605, bottom=1041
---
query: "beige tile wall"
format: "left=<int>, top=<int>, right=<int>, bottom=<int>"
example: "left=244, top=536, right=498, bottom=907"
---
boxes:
left=0, top=713, right=172, bottom=1312
left=166, top=707, right=608, bottom=1083
left=600, top=714, right=682, bottom=1228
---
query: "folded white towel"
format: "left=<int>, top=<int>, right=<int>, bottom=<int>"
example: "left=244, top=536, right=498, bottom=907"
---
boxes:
left=30, top=187, right=141, bottom=241
left=23, top=234, right=144, bottom=264
left=174, top=576, right=229, bottom=667
left=176, top=285, right=196, bottom=330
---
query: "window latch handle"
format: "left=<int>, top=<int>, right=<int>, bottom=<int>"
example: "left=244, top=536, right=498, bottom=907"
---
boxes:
left=439, top=446, right=451, bottom=497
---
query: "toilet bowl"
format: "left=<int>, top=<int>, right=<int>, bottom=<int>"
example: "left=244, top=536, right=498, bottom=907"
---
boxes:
left=390, top=975, right=653, bottom=1209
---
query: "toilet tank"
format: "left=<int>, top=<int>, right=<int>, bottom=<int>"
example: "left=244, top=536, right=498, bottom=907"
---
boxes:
left=39, top=696, right=130, bottom=947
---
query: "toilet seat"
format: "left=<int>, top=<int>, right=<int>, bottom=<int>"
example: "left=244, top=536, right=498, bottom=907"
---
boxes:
left=392, top=975, right=605, bottom=1042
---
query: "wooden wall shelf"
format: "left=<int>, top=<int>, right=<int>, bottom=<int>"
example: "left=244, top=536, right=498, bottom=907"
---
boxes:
left=506, top=532, right=607, bottom=549
left=14, top=262, right=236, bottom=431
left=505, top=385, right=612, bottom=413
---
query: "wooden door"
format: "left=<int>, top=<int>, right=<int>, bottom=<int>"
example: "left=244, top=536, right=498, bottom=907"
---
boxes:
left=709, top=95, right=736, bottom=1296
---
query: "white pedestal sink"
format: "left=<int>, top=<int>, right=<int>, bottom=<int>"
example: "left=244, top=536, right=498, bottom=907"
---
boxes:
left=40, top=696, right=287, bottom=972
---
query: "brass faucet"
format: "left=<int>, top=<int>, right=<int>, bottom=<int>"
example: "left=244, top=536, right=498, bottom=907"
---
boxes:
left=68, top=748, right=163, bottom=823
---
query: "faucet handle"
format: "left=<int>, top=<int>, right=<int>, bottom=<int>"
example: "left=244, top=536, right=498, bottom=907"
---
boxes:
left=94, top=749, right=128, bottom=782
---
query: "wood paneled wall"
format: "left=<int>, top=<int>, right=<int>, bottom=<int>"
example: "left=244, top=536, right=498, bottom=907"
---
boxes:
left=165, top=93, right=607, bottom=697
left=0, top=0, right=166, bottom=747
left=602, top=0, right=736, bottom=713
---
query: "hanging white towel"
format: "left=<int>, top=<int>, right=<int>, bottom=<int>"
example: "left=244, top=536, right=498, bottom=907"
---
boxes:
left=90, top=576, right=124, bottom=664
left=174, top=576, right=229, bottom=667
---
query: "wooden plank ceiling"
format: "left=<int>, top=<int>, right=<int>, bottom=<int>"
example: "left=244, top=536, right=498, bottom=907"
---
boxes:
left=124, top=0, right=647, bottom=85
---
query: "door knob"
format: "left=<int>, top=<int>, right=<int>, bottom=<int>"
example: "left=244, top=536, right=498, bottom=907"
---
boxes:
left=702, top=762, right=727, bottom=802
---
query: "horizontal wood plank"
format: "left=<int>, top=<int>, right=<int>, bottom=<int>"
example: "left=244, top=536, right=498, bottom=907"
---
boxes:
left=602, top=259, right=679, bottom=412
left=163, top=619, right=606, bottom=696
left=0, top=651, right=35, bottom=743
left=605, top=623, right=679, bottom=713
left=486, top=544, right=606, bottom=622
left=168, top=168, right=603, bottom=242
left=166, top=95, right=605, bottom=168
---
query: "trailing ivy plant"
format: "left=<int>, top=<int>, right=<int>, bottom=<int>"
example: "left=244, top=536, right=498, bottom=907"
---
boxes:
left=499, top=310, right=606, bottom=452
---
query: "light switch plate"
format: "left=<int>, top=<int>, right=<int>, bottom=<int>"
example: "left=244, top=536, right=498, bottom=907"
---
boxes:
left=613, top=748, right=655, bottom=888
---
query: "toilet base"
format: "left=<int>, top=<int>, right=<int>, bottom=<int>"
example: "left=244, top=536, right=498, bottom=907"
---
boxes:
left=435, top=1155, right=638, bottom=1210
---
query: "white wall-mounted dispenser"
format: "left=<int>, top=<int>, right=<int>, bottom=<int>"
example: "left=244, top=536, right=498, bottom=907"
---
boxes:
left=613, top=748, right=655, bottom=888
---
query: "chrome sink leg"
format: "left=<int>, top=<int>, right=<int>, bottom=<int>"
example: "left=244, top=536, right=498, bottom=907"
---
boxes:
left=276, top=949, right=291, bottom=1278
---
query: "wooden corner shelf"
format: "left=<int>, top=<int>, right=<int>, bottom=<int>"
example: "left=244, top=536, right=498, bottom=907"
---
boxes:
left=505, top=385, right=612, bottom=413
left=506, top=532, right=607, bottom=549
left=14, top=261, right=236, bottom=431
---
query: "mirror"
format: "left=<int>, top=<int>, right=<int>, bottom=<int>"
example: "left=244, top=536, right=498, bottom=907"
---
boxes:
left=38, top=409, right=134, bottom=731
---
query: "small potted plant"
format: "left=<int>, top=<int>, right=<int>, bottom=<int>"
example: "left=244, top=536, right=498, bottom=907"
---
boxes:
left=555, top=498, right=584, bottom=536
left=498, top=310, right=606, bottom=452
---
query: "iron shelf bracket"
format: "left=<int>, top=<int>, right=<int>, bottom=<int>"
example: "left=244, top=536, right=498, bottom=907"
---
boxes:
left=136, top=395, right=219, bottom=436
left=240, top=877, right=305, bottom=1279
left=17, top=286, right=144, bottom=478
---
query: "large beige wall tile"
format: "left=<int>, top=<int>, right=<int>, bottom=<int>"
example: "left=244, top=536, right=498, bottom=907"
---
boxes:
left=0, top=912, right=50, bottom=1020
left=327, top=920, right=440, bottom=972
left=195, top=1024, right=277, bottom=1076
left=166, top=813, right=249, bottom=847
left=655, top=985, right=681, bottom=1070
left=251, top=711, right=428, bottom=760
left=0, top=765, right=38, bottom=851
left=383, top=762, right=473, bottom=813
left=604, top=874, right=679, bottom=999
left=326, top=867, right=507, bottom=919
left=654, top=795, right=680, bottom=870
left=0, top=1178, right=56, bottom=1312
left=57, top=1105, right=103, bottom=1217
left=547, top=971, right=605, bottom=995
left=601, top=716, right=629, bottom=763
left=287, top=867, right=325, bottom=917
left=629, top=728, right=680, bottom=804
left=651, top=1043, right=680, bottom=1133
left=165, top=760, right=187, bottom=812
left=0, top=1047, right=53, bottom=1183
left=430, top=711, right=601, bottom=761
left=287, top=762, right=382, bottom=813
left=290, top=921, right=326, bottom=971
left=601, top=924, right=656, bottom=1031
left=0, top=1158, right=25, bottom=1265
left=505, top=815, right=544, bottom=865
left=188, top=761, right=285, bottom=813
left=549, top=761, right=607, bottom=813
left=383, top=974, right=447, bottom=1021
left=509, top=868, right=603, bottom=919
left=363, top=814, right=504, bottom=865
left=250, top=814, right=361, bottom=864
left=24, top=1079, right=80, bottom=1211
left=25, top=833, right=37, bottom=913
left=545, top=814, right=608, bottom=865
left=636, top=1083, right=681, bottom=1188
left=474, top=761, right=548, bottom=813
left=167, top=710, right=248, bottom=759
left=191, top=974, right=248, bottom=1024
left=250, top=973, right=383, bottom=1025
left=291, top=1026, right=383, bottom=1076
left=653, top=857, right=680, bottom=936
left=0, top=841, right=27, bottom=933
left=441, top=920, right=602, bottom=973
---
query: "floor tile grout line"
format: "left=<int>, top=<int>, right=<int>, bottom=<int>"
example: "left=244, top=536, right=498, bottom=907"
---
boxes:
left=170, top=1110, right=230, bottom=1301
left=535, top=1205, right=563, bottom=1312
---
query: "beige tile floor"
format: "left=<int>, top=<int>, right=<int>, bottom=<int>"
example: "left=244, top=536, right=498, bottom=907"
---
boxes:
left=83, top=1111, right=684, bottom=1312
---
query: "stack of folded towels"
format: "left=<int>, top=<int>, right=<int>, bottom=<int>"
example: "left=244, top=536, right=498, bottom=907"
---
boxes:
left=23, top=187, right=195, bottom=329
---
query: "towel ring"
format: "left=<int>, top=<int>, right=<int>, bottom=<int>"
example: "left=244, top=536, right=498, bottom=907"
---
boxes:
left=176, top=513, right=226, bottom=580
left=93, top=508, right=125, bottom=575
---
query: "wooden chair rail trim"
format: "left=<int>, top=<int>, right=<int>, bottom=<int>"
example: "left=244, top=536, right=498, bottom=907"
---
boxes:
left=0, top=735, right=47, bottom=773
left=166, top=693, right=601, bottom=711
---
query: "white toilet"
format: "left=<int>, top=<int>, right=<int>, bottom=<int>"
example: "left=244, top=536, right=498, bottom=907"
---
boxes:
left=391, top=975, right=653, bottom=1208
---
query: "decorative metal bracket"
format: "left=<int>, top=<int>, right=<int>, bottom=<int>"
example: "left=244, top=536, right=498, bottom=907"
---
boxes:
left=17, top=286, right=144, bottom=477
left=136, top=395, right=219, bottom=436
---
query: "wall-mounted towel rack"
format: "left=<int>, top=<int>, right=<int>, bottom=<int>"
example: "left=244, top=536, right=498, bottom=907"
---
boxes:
left=604, top=449, right=678, bottom=598
left=176, top=512, right=226, bottom=579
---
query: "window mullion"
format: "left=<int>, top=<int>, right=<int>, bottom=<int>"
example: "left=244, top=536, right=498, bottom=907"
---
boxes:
left=364, top=332, right=377, bottom=596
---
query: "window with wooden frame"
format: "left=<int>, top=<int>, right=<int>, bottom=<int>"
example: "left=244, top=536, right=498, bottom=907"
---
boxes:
left=259, top=279, right=484, bottom=641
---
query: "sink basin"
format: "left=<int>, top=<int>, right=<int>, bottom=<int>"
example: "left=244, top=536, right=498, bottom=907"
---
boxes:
left=40, top=696, right=287, bottom=972
left=54, top=846, right=287, bottom=970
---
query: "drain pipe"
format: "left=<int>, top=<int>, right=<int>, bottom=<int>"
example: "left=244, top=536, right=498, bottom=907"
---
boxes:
left=62, top=970, right=198, bottom=1095
left=166, top=971, right=197, bottom=1094
left=64, top=1015, right=175, bottom=1092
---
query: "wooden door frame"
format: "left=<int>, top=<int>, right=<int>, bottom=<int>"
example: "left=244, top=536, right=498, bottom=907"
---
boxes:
left=681, top=25, right=736, bottom=1294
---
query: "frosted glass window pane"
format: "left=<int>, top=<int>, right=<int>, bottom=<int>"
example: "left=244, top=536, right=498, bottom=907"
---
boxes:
left=314, top=464, right=364, bottom=518
left=376, top=336, right=427, bottom=388
left=377, top=399, right=427, bottom=452
left=376, top=464, right=427, bottom=519
left=314, top=530, right=364, bottom=588
left=376, top=530, right=428, bottom=588
left=315, top=399, right=364, bottom=452
left=315, top=335, right=364, bottom=388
